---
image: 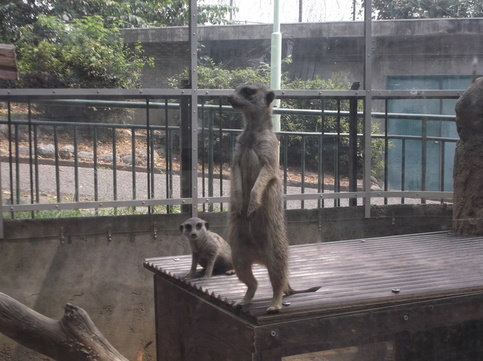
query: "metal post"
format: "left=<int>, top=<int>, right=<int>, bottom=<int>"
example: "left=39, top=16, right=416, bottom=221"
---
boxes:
left=189, top=0, right=199, bottom=217
left=349, top=82, right=360, bottom=206
left=363, top=0, right=373, bottom=218
left=180, top=79, right=192, bottom=214
left=271, top=0, right=282, bottom=164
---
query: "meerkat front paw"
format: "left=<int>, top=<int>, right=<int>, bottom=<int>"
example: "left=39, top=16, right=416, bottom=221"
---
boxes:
left=247, top=199, right=261, bottom=217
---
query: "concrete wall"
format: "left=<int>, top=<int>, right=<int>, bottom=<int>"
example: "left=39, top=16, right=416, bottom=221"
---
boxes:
left=0, top=204, right=452, bottom=360
left=121, top=18, right=483, bottom=89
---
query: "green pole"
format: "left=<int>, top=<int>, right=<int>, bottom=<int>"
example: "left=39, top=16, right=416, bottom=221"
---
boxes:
left=271, top=0, right=282, bottom=134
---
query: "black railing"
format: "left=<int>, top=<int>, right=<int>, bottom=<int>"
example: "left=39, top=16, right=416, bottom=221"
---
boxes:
left=0, top=89, right=459, bottom=224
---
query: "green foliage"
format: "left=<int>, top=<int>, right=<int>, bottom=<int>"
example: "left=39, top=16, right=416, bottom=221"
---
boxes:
left=0, top=0, right=235, bottom=44
left=371, top=0, right=483, bottom=19
left=16, top=15, right=152, bottom=88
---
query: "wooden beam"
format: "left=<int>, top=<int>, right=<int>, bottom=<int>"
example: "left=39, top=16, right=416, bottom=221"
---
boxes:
left=0, top=44, right=19, bottom=80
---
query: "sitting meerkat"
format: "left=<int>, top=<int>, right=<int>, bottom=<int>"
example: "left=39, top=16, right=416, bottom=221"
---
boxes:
left=180, top=217, right=234, bottom=279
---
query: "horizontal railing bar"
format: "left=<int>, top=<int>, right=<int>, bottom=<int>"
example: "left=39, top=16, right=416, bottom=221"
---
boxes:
left=284, top=191, right=452, bottom=201
left=3, top=98, right=458, bottom=122
left=0, top=88, right=462, bottom=100
left=3, top=190, right=453, bottom=214
left=3, top=198, right=194, bottom=212
left=0, top=88, right=191, bottom=99
left=0, top=118, right=457, bottom=143
left=0, top=118, right=179, bottom=131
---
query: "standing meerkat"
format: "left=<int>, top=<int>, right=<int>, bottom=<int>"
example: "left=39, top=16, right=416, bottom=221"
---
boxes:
left=227, top=82, right=319, bottom=313
left=181, top=217, right=234, bottom=279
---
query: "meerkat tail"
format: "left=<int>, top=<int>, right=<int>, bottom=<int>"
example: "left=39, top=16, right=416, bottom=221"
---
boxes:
left=135, top=341, right=153, bottom=361
left=285, top=285, right=321, bottom=296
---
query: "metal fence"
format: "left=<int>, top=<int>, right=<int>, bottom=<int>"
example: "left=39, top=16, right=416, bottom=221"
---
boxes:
left=0, top=88, right=459, bottom=228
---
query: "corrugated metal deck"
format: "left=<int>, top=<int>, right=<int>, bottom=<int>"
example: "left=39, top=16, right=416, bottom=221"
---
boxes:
left=144, top=231, right=483, bottom=325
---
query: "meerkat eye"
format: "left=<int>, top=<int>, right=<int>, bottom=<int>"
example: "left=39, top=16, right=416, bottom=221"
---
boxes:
left=185, top=224, right=192, bottom=232
left=196, top=223, right=203, bottom=230
left=241, top=87, right=256, bottom=98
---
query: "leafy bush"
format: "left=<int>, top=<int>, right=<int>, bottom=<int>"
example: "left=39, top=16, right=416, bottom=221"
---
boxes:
left=16, top=15, right=152, bottom=88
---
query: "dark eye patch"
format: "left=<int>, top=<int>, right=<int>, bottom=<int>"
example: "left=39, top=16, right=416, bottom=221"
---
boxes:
left=196, top=223, right=203, bottom=230
left=241, top=87, right=256, bottom=97
left=185, top=224, right=192, bottom=232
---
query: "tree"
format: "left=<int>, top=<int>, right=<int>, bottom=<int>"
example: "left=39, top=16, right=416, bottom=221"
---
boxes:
left=14, top=15, right=152, bottom=88
left=0, top=0, right=235, bottom=43
left=371, top=0, right=483, bottom=19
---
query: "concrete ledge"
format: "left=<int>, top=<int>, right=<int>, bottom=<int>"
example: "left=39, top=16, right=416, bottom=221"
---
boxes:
left=120, top=18, right=483, bottom=43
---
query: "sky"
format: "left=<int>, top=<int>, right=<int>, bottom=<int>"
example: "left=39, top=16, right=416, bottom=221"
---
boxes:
left=203, top=0, right=362, bottom=24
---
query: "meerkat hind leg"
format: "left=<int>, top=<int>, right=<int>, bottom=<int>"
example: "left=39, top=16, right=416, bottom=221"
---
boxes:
left=266, top=266, right=286, bottom=313
left=234, top=263, right=258, bottom=308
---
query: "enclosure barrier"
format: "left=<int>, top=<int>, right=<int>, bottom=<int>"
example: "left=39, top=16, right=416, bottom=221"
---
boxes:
left=0, top=89, right=459, bottom=236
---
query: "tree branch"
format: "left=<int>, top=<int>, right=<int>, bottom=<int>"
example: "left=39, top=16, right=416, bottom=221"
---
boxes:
left=0, top=292, right=129, bottom=361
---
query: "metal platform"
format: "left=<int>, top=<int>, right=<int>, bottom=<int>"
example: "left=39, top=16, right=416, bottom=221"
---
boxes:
left=144, top=231, right=483, bottom=360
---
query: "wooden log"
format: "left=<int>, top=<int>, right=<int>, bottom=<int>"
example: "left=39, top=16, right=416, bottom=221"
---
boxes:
left=0, top=292, right=129, bottom=361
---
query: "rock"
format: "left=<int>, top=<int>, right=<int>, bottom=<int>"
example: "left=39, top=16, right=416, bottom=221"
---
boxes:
left=455, top=77, right=483, bottom=141
left=77, top=151, right=94, bottom=161
left=59, top=145, right=75, bottom=159
left=99, top=153, right=121, bottom=164
left=37, top=144, right=55, bottom=158
left=453, top=78, right=483, bottom=235
left=122, top=154, right=139, bottom=165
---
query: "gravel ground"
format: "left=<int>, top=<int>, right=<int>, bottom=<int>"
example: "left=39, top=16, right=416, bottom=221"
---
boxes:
left=2, top=162, right=442, bottom=212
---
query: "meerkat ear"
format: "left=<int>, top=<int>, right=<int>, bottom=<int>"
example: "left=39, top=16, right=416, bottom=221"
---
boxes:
left=180, top=225, right=184, bottom=233
left=205, top=222, right=210, bottom=230
left=266, top=91, right=275, bottom=105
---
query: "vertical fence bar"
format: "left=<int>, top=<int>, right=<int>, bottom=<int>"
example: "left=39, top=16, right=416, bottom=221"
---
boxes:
left=54, top=126, right=61, bottom=202
left=319, top=98, right=326, bottom=209
left=146, top=99, right=152, bottom=213
left=93, top=127, right=99, bottom=203
left=131, top=128, right=137, bottom=204
left=283, top=134, right=288, bottom=209
left=112, top=126, right=118, bottom=215
left=401, top=139, right=406, bottom=204
left=200, top=103, right=206, bottom=212
left=335, top=99, right=341, bottom=207
left=301, top=135, right=306, bottom=209
left=33, top=114, right=39, bottom=206
left=189, top=0, right=199, bottom=216
left=383, top=99, right=389, bottom=205
left=208, top=110, right=214, bottom=212
left=27, top=101, right=35, bottom=217
left=349, top=86, right=360, bottom=207
left=421, top=117, right=427, bottom=204
left=440, top=140, right=445, bottom=194
left=218, top=101, right=224, bottom=211
left=363, top=0, right=373, bottom=218
left=318, top=130, right=323, bottom=209
left=73, top=126, right=79, bottom=202
left=164, top=99, right=172, bottom=213
left=7, top=102, right=13, bottom=218
left=180, top=82, right=192, bottom=214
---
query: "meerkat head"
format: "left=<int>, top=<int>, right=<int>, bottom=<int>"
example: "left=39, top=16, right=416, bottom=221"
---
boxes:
left=227, top=82, right=275, bottom=112
left=180, top=217, right=209, bottom=241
